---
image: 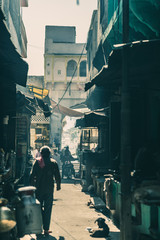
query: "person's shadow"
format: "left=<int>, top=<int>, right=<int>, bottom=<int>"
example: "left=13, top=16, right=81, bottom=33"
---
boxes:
left=36, top=234, right=65, bottom=240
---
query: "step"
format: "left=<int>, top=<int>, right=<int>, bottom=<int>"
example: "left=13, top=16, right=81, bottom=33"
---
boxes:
left=90, top=196, right=106, bottom=210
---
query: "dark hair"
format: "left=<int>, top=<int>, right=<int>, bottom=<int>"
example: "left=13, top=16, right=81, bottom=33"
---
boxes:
left=40, top=146, right=51, bottom=158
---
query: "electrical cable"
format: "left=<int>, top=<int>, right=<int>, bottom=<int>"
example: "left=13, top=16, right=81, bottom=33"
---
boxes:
left=51, top=42, right=86, bottom=113
left=28, top=44, right=43, bottom=50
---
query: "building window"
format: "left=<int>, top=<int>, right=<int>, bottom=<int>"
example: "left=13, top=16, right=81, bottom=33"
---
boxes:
left=80, top=61, right=87, bottom=77
left=58, top=70, right=61, bottom=75
left=67, top=60, right=77, bottom=77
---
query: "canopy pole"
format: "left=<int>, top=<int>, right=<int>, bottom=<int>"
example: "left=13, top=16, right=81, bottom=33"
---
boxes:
left=120, top=0, right=132, bottom=240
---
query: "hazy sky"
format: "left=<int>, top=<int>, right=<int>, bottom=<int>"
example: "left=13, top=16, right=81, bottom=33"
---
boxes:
left=22, top=0, right=97, bottom=75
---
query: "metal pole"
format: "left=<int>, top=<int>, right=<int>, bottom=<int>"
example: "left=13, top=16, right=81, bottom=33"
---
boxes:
left=120, top=0, right=132, bottom=239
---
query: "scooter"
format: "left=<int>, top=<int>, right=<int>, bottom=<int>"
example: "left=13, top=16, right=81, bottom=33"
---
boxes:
left=62, top=161, right=74, bottom=179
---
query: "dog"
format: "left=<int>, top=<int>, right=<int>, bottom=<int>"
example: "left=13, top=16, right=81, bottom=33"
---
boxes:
left=90, top=217, right=110, bottom=238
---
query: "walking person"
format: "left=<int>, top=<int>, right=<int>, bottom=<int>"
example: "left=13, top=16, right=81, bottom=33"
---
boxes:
left=35, top=147, right=41, bottom=158
left=52, top=149, right=61, bottom=169
left=61, top=146, right=75, bottom=178
left=29, top=145, right=61, bottom=236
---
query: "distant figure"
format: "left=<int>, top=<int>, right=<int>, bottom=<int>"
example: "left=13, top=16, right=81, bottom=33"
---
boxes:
left=52, top=149, right=61, bottom=169
left=35, top=147, right=41, bottom=158
left=29, top=145, right=61, bottom=236
left=62, top=159, right=75, bottom=179
left=60, top=146, right=75, bottom=179
left=60, top=146, right=74, bottom=164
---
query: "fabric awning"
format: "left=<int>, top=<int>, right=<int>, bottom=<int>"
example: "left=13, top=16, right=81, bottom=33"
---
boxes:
left=16, top=86, right=51, bottom=117
left=16, top=91, right=36, bottom=115
left=50, top=99, right=84, bottom=117
left=75, top=110, right=107, bottom=128
left=0, top=9, right=28, bottom=87
left=18, top=86, right=82, bottom=117
left=93, top=0, right=160, bottom=71
left=85, top=39, right=160, bottom=91
left=20, top=85, right=51, bottom=117
left=35, top=98, right=52, bottom=118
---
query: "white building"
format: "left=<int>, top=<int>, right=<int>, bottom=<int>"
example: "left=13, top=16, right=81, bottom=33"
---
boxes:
left=44, top=26, right=88, bottom=149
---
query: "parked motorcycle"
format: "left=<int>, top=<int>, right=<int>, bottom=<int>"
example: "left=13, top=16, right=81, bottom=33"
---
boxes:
left=62, top=161, right=75, bottom=179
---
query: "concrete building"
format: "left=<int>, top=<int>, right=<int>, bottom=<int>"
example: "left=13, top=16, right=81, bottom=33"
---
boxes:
left=44, top=26, right=88, bottom=149
left=0, top=1, right=29, bottom=186
left=84, top=1, right=160, bottom=240
left=26, top=76, right=50, bottom=149
left=1, top=0, right=28, bottom=58
left=86, top=10, right=98, bottom=82
left=27, top=76, right=44, bottom=89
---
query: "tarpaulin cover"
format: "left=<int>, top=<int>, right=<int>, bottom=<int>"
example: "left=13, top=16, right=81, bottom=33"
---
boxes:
left=0, top=9, right=28, bottom=87
left=75, top=110, right=107, bottom=128
left=85, top=39, right=160, bottom=91
left=50, top=99, right=84, bottom=117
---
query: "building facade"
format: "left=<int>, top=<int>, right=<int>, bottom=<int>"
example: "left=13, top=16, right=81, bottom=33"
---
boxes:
left=1, top=0, right=28, bottom=58
left=44, top=26, right=88, bottom=149
left=84, top=1, right=160, bottom=239
left=0, top=0, right=29, bottom=198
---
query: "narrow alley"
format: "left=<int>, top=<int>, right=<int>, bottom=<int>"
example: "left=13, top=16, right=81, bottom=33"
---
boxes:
left=21, top=179, right=120, bottom=240
left=1, top=1, right=160, bottom=240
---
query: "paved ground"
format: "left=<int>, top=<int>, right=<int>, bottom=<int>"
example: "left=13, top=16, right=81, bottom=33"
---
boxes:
left=20, top=179, right=120, bottom=240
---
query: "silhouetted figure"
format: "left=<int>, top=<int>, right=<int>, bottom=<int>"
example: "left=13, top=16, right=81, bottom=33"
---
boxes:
left=90, top=217, right=109, bottom=238
left=30, top=146, right=61, bottom=236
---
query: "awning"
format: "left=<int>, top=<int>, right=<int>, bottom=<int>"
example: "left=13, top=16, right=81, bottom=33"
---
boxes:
left=85, top=86, right=112, bottom=111
left=35, top=98, right=52, bottom=118
left=18, top=86, right=81, bottom=118
left=16, top=86, right=51, bottom=117
left=28, top=85, right=49, bottom=99
left=50, top=99, right=84, bottom=117
left=85, top=65, right=113, bottom=91
left=0, top=9, right=28, bottom=87
left=85, top=39, right=160, bottom=91
left=93, top=0, right=160, bottom=71
left=16, top=91, right=36, bottom=115
left=22, top=85, right=51, bottom=117
left=75, top=110, right=108, bottom=128
left=35, top=137, right=49, bottom=143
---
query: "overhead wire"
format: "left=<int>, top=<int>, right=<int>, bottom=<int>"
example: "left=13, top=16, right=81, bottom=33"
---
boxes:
left=50, top=42, right=86, bottom=113
left=24, top=95, right=51, bottom=116
left=28, top=44, right=43, bottom=50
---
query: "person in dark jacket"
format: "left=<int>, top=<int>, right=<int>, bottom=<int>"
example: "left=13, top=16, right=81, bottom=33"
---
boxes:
left=29, top=145, right=61, bottom=235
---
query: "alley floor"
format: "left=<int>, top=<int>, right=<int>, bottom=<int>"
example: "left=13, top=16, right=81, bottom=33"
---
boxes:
left=20, top=179, right=120, bottom=240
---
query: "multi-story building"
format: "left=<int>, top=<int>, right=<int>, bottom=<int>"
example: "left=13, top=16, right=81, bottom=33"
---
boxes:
left=84, top=1, right=160, bottom=239
left=44, top=26, right=88, bottom=148
left=0, top=1, right=29, bottom=183
left=86, top=10, right=98, bottom=81
left=1, top=0, right=28, bottom=58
